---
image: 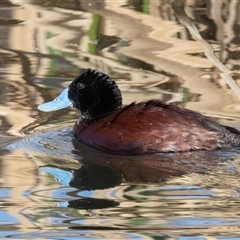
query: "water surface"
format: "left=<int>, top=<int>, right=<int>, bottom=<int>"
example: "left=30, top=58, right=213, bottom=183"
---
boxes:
left=1, top=1, right=240, bottom=239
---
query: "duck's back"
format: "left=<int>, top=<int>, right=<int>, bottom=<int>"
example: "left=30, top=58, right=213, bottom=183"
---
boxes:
left=73, top=100, right=240, bottom=154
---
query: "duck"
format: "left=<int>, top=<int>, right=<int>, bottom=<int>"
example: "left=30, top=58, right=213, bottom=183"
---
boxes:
left=38, top=69, right=240, bottom=155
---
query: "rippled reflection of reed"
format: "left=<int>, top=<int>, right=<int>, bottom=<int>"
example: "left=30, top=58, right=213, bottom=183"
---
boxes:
left=1, top=0, right=240, bottom=138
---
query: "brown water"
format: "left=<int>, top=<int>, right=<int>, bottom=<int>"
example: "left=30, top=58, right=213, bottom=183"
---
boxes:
left=2, top=0, right=240, bottom=239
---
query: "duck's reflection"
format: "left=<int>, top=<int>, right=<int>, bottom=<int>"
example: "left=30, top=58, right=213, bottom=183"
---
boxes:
left=40, top=164, right=122, bottom=190
left=40, top=164, right=121, bottom=210
left=71, top=137, right=225, bottom=183
left=40, top=137, right=232, bottom=211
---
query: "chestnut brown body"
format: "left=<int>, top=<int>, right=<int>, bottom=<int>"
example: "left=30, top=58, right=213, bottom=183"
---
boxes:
left=74, top=100, right=240, bottom=155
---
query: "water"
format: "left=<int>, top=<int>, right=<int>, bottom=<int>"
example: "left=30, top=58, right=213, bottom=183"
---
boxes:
left=1, top=0, right=240, bottom=239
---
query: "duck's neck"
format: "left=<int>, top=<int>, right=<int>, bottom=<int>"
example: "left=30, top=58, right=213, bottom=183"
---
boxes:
left=81, top=103, right=122, bottom=122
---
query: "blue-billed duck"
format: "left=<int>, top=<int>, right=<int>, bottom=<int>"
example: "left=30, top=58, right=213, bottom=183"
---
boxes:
left=38, top=69, right=240, bottom=155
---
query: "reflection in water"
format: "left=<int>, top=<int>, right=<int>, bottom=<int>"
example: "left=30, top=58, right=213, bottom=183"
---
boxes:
left=1, top=0, right=240, bottom=239
left=6, top=126, right=240, bottom=238
left=40, top=164, right=122, bottom=190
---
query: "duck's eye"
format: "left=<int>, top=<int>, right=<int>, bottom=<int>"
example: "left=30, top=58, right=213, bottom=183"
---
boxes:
left=76, top=82, right=85, bottom=89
